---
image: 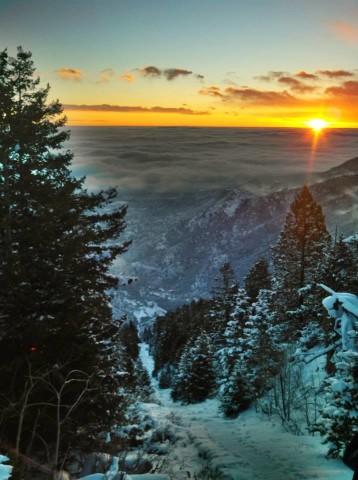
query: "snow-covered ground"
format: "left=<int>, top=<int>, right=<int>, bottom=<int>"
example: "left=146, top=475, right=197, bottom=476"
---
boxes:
left=139, top=343, right=352, bottom=480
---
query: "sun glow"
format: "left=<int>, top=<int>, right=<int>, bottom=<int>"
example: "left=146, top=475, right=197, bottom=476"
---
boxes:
left=307, top=118, right=329, bottom=132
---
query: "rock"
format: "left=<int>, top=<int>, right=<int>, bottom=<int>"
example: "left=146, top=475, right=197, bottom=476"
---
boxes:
left=119, top=455, right=152, bottom=474
left=78, top=453, right=112, bottom=478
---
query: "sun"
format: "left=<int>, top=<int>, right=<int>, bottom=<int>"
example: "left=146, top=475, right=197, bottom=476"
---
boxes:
left=306, top=118, right=329, bottom=132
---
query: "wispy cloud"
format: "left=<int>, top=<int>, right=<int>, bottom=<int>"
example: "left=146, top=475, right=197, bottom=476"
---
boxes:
left=97, top=68, right=136, bottom=84
left=198, top=86, right=225, bottom=98
left=196, top=67, right=358, bottom=111
left=64, top=104, right=209, bottom=115
left=325, top=80, right=358, bottom=96
left=139, top=65, right=204, bottom=81
left=164, top=68, right=192, bottom=80
left=256, top=69, right=356, bottom=85
left=56, top=67, right=85, bottom=81
left=98, top=68, right=116, bottom=84
left=294, top=70, right=318, bottom=80
left=119, top=71, right=135, bottom=83
left=316, top=69, right=354, bottom=78
left=277, top=76, right=316, bottom=93
left=330, top=21, right=358, bottom=45
left=199, top=83, right=301, bottom=105
left=224, top=87, right=298, bottom=105
left=255, top=71, right=286, bottom=82
left=255, top=71, right=317, bottom=93
left=139, top=65, right=162, bottom=78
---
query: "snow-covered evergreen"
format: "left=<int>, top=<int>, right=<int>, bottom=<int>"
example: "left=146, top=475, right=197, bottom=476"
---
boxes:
left=316, top=286, right=358, bottom=456
left=171, top=334, right=217, bottom=404
left=244, top=257, right=272, bottom=302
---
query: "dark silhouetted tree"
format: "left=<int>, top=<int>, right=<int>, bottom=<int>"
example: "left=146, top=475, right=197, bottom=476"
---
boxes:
left=0, top=47, right=131, bottom=465
left=244, top=257, right=271, bottom=303
left=210, top=262, right=238, bottom=345
left=273, top=186, right=331, bottom=307
left=272, top=186, right=331, bottom=306
left=272, top=186, right=331, bottom=340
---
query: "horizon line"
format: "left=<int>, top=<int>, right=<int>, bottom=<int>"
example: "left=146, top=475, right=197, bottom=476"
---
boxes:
left=66, top=124, right=358, bottom=129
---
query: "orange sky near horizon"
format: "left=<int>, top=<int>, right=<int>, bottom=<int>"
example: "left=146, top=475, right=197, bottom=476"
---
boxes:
left=63, top=103, right=358, bottom=129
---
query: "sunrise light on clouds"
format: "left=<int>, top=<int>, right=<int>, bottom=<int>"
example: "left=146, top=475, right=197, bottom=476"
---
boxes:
left=1, top=0, right=357, bottom=128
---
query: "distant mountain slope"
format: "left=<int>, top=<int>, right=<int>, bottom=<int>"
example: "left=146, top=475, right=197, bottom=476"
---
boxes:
left=115, top=156, right=358, bottom=319
left=321, top=156, right=358, bottom=178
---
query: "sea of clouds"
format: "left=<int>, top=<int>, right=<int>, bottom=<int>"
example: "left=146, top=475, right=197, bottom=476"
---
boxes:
left=66, top=127, right=358, bottom=196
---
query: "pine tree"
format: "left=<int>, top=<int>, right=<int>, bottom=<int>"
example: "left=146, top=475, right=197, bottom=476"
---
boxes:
left=0, top=48, right=131, bottom=464
left=134, top=358, right=154, bottom=401
left=344, top=235, right=358, bottom=295
left=219, top=362, right=253, bottom=417
left=170, top=343, right=194, bottom=403
left=210, top=262, right=238, bottom=345
left=219, top=288, right=250, bottom=380
left=158, top=364, right=174, bottom=389
left=273, top=186, right=331, bottom=304
left=219, top=290, right=282, bottom=417
left=240, top=290, right=282, bottom=396
left=153, top=298, right=213, bottom=375
left=320, top=234, right=358, bottom=293
left=225, top=287, right=251, bottom=341
left=272, top=186, right=331, bottom=339
left=316, top=350, right=358, bottom=457
left=295, top=234, right=358, bottom=372
left=244, top=257, right=271, bottom=303
left=171, top=334, right=217, bottom=404
left=121, top=320, right=140, bottom=360
left=153, top=309, right=189, bottom=374
left=315, top=291, right=358, bottom=456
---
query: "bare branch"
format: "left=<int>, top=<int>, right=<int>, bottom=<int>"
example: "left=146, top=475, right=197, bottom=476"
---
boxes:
left=298, top=340, right=341, bottom=364
left=61, top=373, right=94, bottom=424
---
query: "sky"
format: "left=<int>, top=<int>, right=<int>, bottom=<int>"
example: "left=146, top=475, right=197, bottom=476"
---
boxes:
left=1, top=0, right=358, bottom=127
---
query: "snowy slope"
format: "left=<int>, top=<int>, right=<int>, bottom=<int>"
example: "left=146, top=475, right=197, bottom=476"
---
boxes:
left=139, top=344, right=352, bottom=480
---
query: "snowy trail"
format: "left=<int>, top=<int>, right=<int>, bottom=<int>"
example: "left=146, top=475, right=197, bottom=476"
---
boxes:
left=140, top=344, right=351, bottom=480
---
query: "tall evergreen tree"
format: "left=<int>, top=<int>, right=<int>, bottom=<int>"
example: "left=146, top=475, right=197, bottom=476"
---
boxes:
left=219, top=288, right=250, bottom=380
left=0, top=47, right=131, bottom=465
left=225, top=288, right=250, bottom=343
left=272, top=186, right=331, bottom=341
left=171, top=334, right=217, bottom=404
left=219, top=290, right=282, bottom=417
left=210, top=262, right=238, bottom=344
left=215, top=288, right=249, bottom=385
left=239, top=290, right=283, bottom=395
left=316, top=350, right=358, bottom=457
left=121, top=320, right=140, bottom=360
left=272, top=186, right=331, bottom=306
left=219, top=362, right=253, bottom=417
left=244, top=257, right=272, bottom=303
left=319, top=234, right=358, bottom=293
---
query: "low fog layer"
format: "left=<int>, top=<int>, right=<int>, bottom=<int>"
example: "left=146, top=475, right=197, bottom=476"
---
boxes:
left=67, top=127, right=358, bottom=195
